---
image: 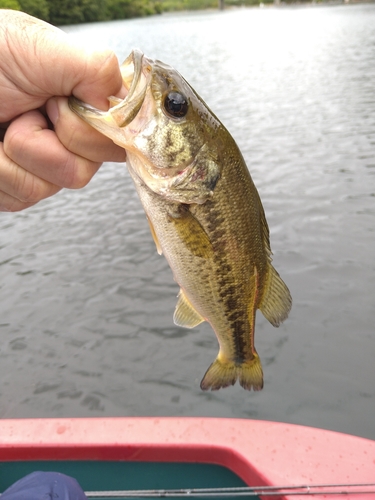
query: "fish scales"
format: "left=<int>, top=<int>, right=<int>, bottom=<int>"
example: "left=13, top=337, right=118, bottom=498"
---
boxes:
left=69, top=50, right=292, bottom=391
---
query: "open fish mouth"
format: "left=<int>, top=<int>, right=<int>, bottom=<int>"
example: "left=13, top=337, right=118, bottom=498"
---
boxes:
left=68, top=49, right=151, bottom=131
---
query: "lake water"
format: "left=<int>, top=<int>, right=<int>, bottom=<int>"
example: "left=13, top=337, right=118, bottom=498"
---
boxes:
left=1, top=4, right=374, bottom=439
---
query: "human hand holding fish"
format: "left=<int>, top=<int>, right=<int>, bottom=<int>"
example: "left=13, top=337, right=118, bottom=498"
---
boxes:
left=0, top=10, right=126, bottom=212
left=70, top=50, right=292, bottom=391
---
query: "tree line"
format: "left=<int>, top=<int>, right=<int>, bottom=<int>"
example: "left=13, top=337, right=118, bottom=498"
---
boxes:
left=0, top=0, right=290, bottom=26
left=0, top=0, right=243, bottom=25
left=0, top=0, right=163, bottom=25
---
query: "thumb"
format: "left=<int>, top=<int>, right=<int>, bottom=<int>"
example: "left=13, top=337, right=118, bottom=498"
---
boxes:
left=1, top=11, right=124, bottom=111
left=70, top=48, right=126, bottom=110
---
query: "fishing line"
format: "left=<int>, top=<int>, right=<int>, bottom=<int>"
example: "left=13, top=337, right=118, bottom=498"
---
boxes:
left=83, top=482, right=375, bottom=498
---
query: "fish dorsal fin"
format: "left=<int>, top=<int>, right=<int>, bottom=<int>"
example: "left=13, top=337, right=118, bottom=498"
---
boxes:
left=146, top=216, right=163, bottom=255
left=259, top=265, right=292, bottom=327
left=174, top=289, right=205, bottom=328
left=169, top=205, right=213, bottom=259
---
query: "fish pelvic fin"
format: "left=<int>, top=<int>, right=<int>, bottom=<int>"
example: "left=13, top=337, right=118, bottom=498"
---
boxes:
left=146, top=215, right=163, bottom=255
left=174, top=289, right=205, bottom=328
left=200, top=352, right=263, bottom=391
left=260, top=265, right=292, bottom=327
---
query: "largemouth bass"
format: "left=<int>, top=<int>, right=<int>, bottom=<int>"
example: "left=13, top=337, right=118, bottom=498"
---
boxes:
left=69, top=50, right=292, bottom=391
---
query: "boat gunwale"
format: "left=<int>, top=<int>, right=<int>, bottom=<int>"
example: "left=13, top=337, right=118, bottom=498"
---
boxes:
left=0, top=417, right=374, bottom=500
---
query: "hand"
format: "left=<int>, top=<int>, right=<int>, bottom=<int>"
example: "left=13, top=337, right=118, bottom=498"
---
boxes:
left=0, top=10, right=126, bottom=212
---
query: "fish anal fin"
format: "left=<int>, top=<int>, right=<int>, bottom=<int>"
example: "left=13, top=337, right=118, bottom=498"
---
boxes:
left=169, top=205, right=213, bottom=259
left=173, top=289, right=205, bottom=328
left=146, top=216, right=162, bottom=255
left=259, top=265, right=292, bottom=327
left=200, top=351, right=263, bottom=391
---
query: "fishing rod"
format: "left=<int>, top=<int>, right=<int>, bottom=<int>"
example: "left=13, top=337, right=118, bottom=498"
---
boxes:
left=2, top=481, right=374, bottom=498
left=84, top=482, right=375, bottom=498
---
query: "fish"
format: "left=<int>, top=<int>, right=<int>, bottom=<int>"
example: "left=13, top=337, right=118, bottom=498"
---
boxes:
left=69, top=50, right=292, bottom=391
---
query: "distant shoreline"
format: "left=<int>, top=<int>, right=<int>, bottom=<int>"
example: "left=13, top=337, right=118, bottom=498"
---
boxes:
left=226, top=0, right=375, bottom=8
left=158, top=0, right=375, bottom=16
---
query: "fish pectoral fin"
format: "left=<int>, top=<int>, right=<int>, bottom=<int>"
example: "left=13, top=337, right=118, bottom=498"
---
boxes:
left=146, top=216, right=163, bottom=255
left=173, top=289, right=205, bottom=328
left=200, top=351, right=263, bottom=391
left=169, top=205, right=213, bottom=259
left=259, top=265, right=292, bottom=327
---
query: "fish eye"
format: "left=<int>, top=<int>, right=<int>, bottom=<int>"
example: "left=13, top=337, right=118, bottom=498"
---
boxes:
left=164, top=92, right=188, bottom=118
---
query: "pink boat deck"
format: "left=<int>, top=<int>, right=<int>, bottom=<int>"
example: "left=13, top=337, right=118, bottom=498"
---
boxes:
left=0, top=417, right=374, bottom=499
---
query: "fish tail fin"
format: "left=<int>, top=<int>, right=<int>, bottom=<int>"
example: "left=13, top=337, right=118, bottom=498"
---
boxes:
left=200, top=352, right=263, bottom=391
left=238, top=352, right=264, bottom=391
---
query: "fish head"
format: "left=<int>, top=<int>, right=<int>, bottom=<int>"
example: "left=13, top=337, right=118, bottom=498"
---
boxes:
left=69, top=50, right=223, bottom=204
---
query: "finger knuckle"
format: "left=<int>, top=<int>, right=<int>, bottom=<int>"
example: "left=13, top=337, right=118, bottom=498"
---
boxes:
left=62, top=159, right=101, bottom=189
left=4, top=126, right=24, bottom=159
left=14, top=170, right=44, bottom=204
left=0, top=194, right=35, bottom=213
left=8, top=200, right=36, bottom=212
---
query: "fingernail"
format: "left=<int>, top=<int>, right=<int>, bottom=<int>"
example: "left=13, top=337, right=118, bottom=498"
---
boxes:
left=46, top=98, right=59, bottom=126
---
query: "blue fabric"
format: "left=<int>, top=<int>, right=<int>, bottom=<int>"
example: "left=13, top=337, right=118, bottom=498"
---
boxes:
left=1, top=471, right=88, bottom=500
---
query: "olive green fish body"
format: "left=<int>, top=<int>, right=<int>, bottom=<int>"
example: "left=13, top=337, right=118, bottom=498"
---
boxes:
left=128, top=135, right=286, bottom=391
left=69, top=50, right=292, bottom=390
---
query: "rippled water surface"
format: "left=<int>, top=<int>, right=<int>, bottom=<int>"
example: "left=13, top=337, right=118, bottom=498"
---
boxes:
left=1, top=4, right=374, bottom=439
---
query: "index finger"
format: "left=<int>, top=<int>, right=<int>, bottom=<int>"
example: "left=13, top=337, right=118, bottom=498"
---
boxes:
left=4, top=110, right=102, bottom=189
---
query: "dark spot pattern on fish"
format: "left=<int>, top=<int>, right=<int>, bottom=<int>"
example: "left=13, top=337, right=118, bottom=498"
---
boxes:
left=220, top=263, right=232, bottom=274
left=209, top=237, right=249, bottom=362
left=201, top=198, right=252, bottom=363
left=181, top=126, right=205, bottom=149
left=227, top=310, right=243, bottom=322
left=206, top=172, right=220, bottom=191
left=164, top=129, right=173, bottom=151
left=166, top=146, right=183, bottom=166
left=222, top=286, right=237, bottom=305
left=231, top=320, right=248, bottom=363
